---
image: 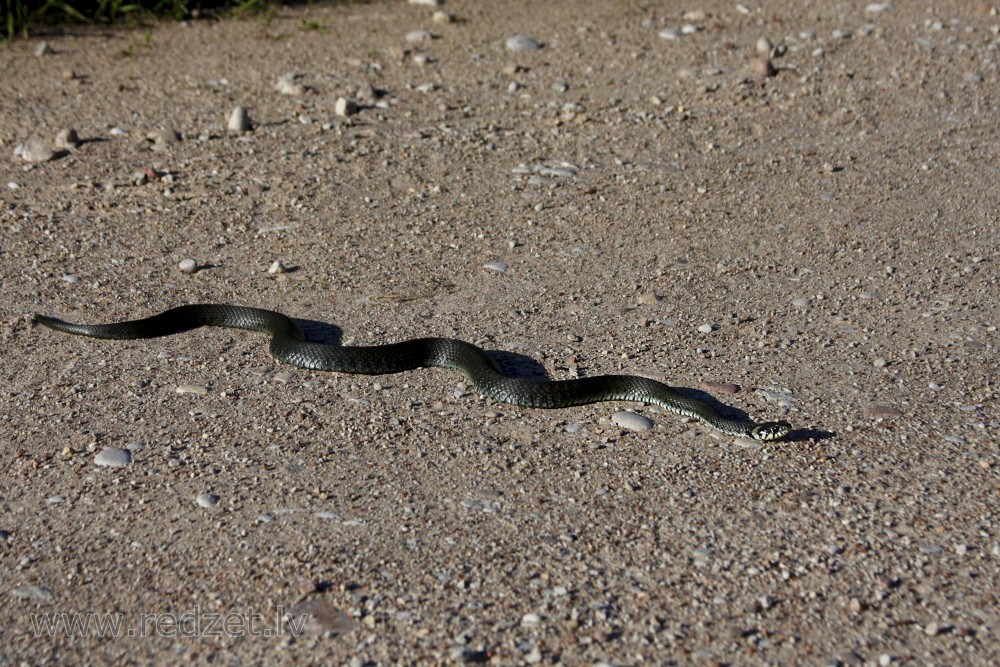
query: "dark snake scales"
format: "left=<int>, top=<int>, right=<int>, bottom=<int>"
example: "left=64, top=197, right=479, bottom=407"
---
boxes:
left=35, top=304, right=792, bottom=441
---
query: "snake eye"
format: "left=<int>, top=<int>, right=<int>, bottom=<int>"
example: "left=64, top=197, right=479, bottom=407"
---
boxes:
left=753, top=421, right=792, bottom=441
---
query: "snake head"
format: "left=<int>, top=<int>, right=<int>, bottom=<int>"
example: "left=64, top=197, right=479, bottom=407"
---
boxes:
left=752, top=421, right=792, bottom=442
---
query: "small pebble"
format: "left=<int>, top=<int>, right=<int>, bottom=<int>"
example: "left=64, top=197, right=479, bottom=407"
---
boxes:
left=793, top=297, right=812, bottom=307
left=612, top=410, right=654, bottom=432
left=698, top=323, right=715, bottom=334
left=879, top=655, right=894, bottom=666
left=8, top=182, right=21, bottom=189
left=484, top=261, right=509, bottom=273
left=35, top=41, right=53, bottom=56
left=866, top=3, right=891, bottom=12
left=700, top=380, right=739, bottom=395
left=868, top=405, right=902, bottom=418
left=405, top=29, right=433, bottom=43
left=873, top=357, right=888, bottom=368
left=756, top=37, right=773, bottom=54
left=356, top=82, right=378, bottom=102
left=178, top=258, right=198, bottom=274
left=506, top=34, right=542, bottom=51
left=196, top=493, right=220, bottom=508
left=55, top=128, right=81, bottom=149
left=94, top=447, right=132, bottom=467
left=146, top=128, right=179, bottom=145
left=521, top=613, right=542, bottom=627
left=267, top=260, right=289, bottom=274
left=408, top=0, right=441, bottom=4
left=659, top=28, right=683, bottom=40
left=62, top=274, right=79, bottom=284
left=335, top=97, right=359, bottom=117
left=109, top=127, right=128, bottom=137
left=750, top=58, right=777, bottom=77
left=273, top=370, right=295, bottom=383
left=176, top=384, right=209, bottom=395
left=923, top=621, right=941, bottom=636
left=11, top=585, right=54, bottom=601
left=285, top=600, right=358, bottom=637
left=20, top=138, right=56, bottom=163
left=432, top=10, right=455, bottom=24
left=275, top=78, right=306, bottom=96
left=228, top=105, right=252, bottom=132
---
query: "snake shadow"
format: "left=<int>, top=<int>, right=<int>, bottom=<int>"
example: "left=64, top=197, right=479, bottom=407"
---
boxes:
left=297, top=318, right=830, bottom=440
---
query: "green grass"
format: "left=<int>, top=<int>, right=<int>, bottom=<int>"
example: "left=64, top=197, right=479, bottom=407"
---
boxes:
left=2, top=0, right=280, bottom=39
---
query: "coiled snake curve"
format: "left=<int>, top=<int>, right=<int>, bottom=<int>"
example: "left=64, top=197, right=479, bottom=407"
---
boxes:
left=35, top=304, right=792, bottom=441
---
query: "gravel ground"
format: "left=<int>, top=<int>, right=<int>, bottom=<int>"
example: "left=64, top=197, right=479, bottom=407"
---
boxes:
left=2, top=1, right=998, bottom=664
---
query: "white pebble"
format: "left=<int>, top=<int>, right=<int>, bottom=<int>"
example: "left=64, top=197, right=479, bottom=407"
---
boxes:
left=275, top=78, right=306, bottom=96
left=21, top=138, right=56, bottom=163
left=335, top=97, right=359, bottom=117
left=178, top=258, right=198, bottom=273
left=7, top=182, right=21, bottom=189
left=484, top=261, right=509, bottom=273
left=94, top=447, right=132, bottom=467
left=873, top=357, right=888, bottom=368
left=757, top=37, right=773, bottom=54
left=866, top=3, right=891, bottom=12
left=506, top=34, right=542, bottom=51
left=521, top=613, right=542, bottom=627
left=267, top=260, right=289, bottom=274
left=406, top=30, right=433, bottom=43
left=659, top=28, right=683, bottom=40
left=432, top=10, right=455, bottom=24
left=10, top=585, right=53, bottom=601
left=55, top=128, right=81, bottom=149
left=228, top=105, right=252, bottom=132
left=792, top=298, right=812, bottom=307
left=698, top=323, right=715, bottom=334
left=61, top=274, right=79, bottom=284
left=35, top=41, right=54, bottom=56
left=109, top=127, right=128, bottom=137
left=196, top=493, right=220, bottom=508
left=407, top=0, right=441, bottom=4
left=612, top=410, right=654, bottom=432
left=176, top=384, right=209, bottom=395
left=879, top=655, right=894, bottom=666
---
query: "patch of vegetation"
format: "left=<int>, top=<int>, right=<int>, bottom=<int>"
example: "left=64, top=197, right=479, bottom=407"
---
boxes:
left=2, top=0, right=286, bottom=39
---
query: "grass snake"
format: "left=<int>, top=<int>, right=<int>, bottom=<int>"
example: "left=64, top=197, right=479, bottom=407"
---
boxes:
left=35, top=304, right=792, bottom=441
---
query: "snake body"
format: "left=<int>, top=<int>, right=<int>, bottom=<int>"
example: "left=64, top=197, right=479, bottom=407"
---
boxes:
left=35, top=304, right=791, bottom=441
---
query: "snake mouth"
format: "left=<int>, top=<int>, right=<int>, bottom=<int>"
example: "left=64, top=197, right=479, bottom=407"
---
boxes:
left=752, top=421, right=792, bottom=442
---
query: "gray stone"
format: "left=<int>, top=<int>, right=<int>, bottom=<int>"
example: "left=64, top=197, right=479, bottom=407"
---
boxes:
left=94, top=447, right=132, bottom=467
left=506, top=34, right=542, bottom=51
